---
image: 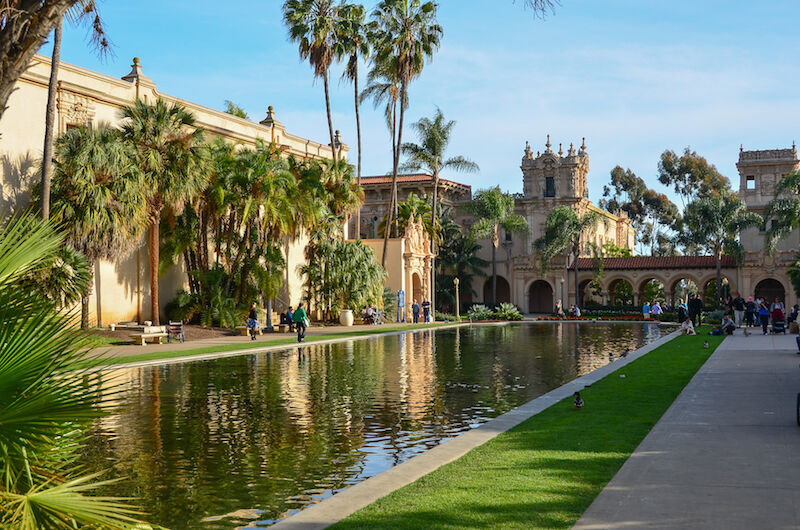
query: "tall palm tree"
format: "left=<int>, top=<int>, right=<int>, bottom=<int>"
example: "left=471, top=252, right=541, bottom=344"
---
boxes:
left=49, top=125, right=147, bottom=328
left=370, top=0, right=442, bottom=267
left=681, top=194, right=762, bottom=308
left=336, top=3, right=372, bottom=238
left=0, top=214, right=145, bottom=529
left=463, top=187, right=528, bottom=306
left=534, top=206, right=598, bottom=308
left=120, top=98, right=207, bottom=325
left=283, top=0, right=341, bottom=162
left=40, top=1, right=109, bottom=220
left=765, top=170, right=800, bottom=251
left=401, top=107, right=478, bottom=311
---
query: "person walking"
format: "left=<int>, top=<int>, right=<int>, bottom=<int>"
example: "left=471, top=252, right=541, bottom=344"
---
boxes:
left=745, top=296, right=756, bottom=327
left=556, top=299, right=565, bottom=318
left=422, top=299, right=432, bottom=323
left=758, top=299, right=770, bottom=335
left=246, top=302, right=259, bottom=341
left=651, top=301, right=662, bottom=320
left=412, top=299, right=420, bottom=324
left=732, top=293, right=745, bottom=328
left=642, top=300, right=651, bottom=320
left=293, top=302, right=308, bottom=342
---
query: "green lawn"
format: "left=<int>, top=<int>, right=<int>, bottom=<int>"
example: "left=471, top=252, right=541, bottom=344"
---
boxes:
left=332, top=327, right=722, bottom=530
left=91, top=322, right=460, bottom=367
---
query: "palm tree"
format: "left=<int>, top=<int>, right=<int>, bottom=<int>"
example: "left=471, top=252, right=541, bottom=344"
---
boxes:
left=336, top=3, right=372, bottom=238
left=370, top=0, right=442, bottom=267
left=401, top=107, right=478, bottom=311
left=49, top=125, right=148, bottom=328
left=283, top=0, right=341, bottom=162
left=534, top=206, right=598, bottom=308
left=765, top=170, right=800, bottom=250
left=40, top=1, right=109, bottom=220
left=0, top=213, right=144, bottom=528
left=681, top=194, right=762, bottom=308
left=463, top=187, right=528, bottom=306
left=120, top=98, right=207, bottom=325
left=436, top=214, right=487, bottom=311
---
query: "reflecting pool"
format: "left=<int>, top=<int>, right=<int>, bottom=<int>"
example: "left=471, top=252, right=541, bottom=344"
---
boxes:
left=83, top=322, right=670, bottom=529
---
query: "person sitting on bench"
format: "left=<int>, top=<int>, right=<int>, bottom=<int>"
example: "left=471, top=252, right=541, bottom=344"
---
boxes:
left=280, top=306, right=295, bottom=331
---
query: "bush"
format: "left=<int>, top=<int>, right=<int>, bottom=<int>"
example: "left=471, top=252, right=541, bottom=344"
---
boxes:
left=435, top=311, right=461, bottom=322
left=493, top=302, right=523, bottom=321
left=703, top=309, right=725, bottom=325
left=467, top=304, right=493, bottom=321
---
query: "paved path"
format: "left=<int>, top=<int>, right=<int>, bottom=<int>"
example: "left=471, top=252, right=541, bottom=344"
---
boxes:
left=98, top=322, right=449, bottom=361
left=575, top=332, right=800, bottom=530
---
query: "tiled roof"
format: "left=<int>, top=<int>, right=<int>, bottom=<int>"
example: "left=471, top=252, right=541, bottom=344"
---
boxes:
left=576, top=255, right=737, bottom=270
left=360, top=173, right=471, bottom=190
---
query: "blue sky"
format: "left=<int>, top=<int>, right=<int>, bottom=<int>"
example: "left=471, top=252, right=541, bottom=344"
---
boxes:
left=43, top=0, right=800, bottom=204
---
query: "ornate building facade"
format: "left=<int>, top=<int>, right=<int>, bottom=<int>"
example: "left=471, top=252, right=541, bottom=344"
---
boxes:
left=0, top=54, right=343, bottom=325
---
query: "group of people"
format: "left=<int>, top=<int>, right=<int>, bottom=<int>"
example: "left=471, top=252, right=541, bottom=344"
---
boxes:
left=554, top=300, right=581, bottom=317
left=248, top=302, right=309, bottom=343
left=676, top=291, right=798, bottom=337
left=411, top=299, right=432, bottom=323
left=361, top=305, right=382, bottom=325
left=641, top=300, right=664, bottom=320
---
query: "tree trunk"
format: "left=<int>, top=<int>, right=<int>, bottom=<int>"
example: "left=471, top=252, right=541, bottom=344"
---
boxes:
left=354, top=62, right=362, bottom=240
left=323, top=71, right=337, bottom=163
left=150, top=214, right=161, bottom=325
left=0, top=1, right=70, bottom=122
left=431, top=161, right=439, bottom=313
left=716, top=251, right=722, bottom=309
left=266, top=299, right=273, bottom=332
left=81, top=260, right=95, bottom=329
left=380, top=98, right=399, bottom=267
left=40, top=17, right=62, bottom=221
left=491, top=241, right=497, bottom=307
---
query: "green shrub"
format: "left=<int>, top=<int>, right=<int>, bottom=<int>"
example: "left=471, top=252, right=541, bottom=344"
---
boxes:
left=435, top=311, right=460, bottom=322
left=467, top=304, right=493, bottom=320
left=493, top=303, right=523, bottom=321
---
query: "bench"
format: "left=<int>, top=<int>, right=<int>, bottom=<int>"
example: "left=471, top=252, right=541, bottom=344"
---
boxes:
left=130, top=332, right=169, bottom=346
left=278, top=324, right=290, bottom=333
left=236, top=326, right=262, bottom=336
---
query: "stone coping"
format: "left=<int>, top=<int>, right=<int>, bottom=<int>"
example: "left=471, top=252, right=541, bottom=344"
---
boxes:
left=271, top=329, right=682, bottom=529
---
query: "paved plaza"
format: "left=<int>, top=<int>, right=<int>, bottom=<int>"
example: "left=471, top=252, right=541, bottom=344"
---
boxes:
left=575, top=331, right=800, bottom=529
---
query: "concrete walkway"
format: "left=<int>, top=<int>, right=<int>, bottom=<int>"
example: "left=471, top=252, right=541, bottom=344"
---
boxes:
left=97, top=322, right=450, bottom=361
left=575, top=332, right=800, bottom=529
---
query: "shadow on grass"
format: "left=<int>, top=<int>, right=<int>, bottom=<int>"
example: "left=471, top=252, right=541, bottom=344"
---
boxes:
left=331, top=329, right=723, bottom=530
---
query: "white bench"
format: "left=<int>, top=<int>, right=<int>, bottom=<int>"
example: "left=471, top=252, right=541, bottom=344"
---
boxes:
left=130, top=332, right=169, bottom=346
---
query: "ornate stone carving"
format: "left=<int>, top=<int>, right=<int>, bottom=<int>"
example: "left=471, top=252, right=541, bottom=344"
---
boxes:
left=58, top=91, right=95, bottom=129
left=404, top=215, right=431, bottom=255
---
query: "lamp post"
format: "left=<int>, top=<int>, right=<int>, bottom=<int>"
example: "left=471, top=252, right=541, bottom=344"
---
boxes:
left=454, top=277, right=460, bottom=320
left=560, top=277, right=565, bottom=310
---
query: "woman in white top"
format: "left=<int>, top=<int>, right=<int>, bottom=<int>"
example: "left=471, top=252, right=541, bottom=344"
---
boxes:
left=681, top=317, right=696, bottom=335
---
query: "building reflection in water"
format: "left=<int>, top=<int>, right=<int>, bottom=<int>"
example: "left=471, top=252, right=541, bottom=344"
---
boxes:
left=80, top=323, right=672, bottom=529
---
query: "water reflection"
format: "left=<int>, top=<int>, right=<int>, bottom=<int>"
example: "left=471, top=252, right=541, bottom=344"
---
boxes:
left=82, top=323, right=671, bottom=529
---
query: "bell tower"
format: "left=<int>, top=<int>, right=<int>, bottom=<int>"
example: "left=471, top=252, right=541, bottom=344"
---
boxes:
left=521, top=135, right=589, bottom=200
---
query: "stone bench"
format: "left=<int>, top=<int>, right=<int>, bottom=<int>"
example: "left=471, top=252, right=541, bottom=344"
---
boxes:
left=236, top=326, right=263, bottom=336
left=130, top=332, right=169, bottom=346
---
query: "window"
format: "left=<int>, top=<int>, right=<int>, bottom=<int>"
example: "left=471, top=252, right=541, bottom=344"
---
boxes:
left=746, top=175, right=755, bottom=190
left=544, top=177, right=555, bottom=197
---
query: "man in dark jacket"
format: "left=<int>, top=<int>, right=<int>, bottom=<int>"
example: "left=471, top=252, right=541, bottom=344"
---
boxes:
left=688, top=293, right=704, bottom=326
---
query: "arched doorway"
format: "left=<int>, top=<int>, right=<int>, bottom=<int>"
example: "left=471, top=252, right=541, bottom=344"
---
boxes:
left=754, top=278, right=785, bottom=305
left=411, top=273, right=422, bottom=305
left=671, top=278, right=698, bottom=306
left=703, top=277, right=731, bottom=307
left=483, top=276, right=511, bottom=305
left=608, top=279, right=634, bottom=307
left=578, top=279, right=593, bottom=307
left=528, top=280, right=553, bottom=313
left=638, top=278, right=665, bottom=305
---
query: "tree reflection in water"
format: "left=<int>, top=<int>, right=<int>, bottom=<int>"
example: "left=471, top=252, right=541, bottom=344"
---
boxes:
left=82, top=323, right=671, bottom=529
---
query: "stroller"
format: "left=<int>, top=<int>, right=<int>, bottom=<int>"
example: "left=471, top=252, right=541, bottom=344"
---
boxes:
left=772, top=308, right=786, bottom=334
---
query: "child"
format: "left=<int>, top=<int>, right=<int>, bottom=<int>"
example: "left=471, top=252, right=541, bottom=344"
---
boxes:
left=246, top=302, right=259, bottom=341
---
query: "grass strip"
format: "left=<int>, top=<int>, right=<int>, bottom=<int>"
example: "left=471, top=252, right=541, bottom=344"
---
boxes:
left=90, top=322, right=459, bottom=367
left=332, top=327, right=723, bottom=529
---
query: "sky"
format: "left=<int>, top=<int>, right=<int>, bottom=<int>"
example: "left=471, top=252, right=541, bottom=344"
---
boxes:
left=41, top=0, right=800, bottom=205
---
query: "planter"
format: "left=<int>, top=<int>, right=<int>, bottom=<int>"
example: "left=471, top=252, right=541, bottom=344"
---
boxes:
left=339, top=309, right=354, bottom=327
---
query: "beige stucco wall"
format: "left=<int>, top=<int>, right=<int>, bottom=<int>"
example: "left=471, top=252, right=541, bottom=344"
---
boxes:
left=0, top=55, right=342, bottom=326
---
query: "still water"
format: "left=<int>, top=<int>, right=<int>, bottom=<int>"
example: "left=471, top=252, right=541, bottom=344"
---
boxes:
left=83, top=322, right=669, bottom=529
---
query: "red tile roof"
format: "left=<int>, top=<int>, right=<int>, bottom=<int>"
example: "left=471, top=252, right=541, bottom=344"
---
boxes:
left=577, top=255, right=737, bottom=270
left=360, top=173, right=471, bottom=190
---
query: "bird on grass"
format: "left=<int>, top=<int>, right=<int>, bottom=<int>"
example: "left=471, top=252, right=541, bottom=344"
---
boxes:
left=703, top=340, right=709, bottom=349
left=621, top=349, right=630, bottom=359
left=573, top=391, right=584, bottom=409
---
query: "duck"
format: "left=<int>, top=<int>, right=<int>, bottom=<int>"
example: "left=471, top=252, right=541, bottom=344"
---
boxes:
left=573, top=391, right=584, bottom=409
